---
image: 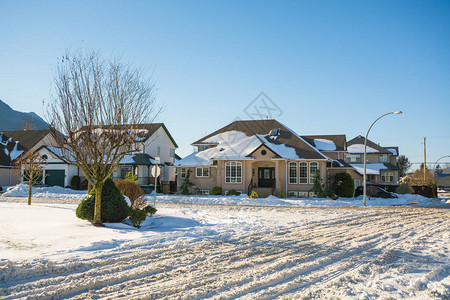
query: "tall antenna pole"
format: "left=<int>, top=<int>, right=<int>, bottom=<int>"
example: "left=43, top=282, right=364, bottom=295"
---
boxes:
left=423, top=137, right=427, bottom=183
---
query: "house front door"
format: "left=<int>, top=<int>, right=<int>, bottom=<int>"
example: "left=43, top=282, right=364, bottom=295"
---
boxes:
left=258, top=167, right=275, bottom=187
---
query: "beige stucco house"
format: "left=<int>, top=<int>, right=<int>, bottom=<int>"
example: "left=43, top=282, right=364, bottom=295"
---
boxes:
left=175, top=119, right=350, bottom=197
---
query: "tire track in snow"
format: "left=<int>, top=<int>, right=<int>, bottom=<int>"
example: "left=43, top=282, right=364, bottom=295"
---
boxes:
left=0, top=206, right=448, bottom=300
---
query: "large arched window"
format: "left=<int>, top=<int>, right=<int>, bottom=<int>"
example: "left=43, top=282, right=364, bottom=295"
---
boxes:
left=299, top=162, right=308, bottom=184
left=309, top=162, right=319, bottom=184
left=225, top=161, right=242, bottom=183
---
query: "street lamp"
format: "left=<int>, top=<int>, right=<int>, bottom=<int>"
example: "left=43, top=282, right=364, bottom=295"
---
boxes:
left=432, top=155, right=450, bottom=173
left=363, top=111, right=402, bottom=207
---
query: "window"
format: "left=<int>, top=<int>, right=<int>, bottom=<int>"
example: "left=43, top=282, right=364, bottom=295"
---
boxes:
left=157, top=146, right=161, bottom=156
left=288, top=191, right=298, bottom=198
left=225, top=161, right=242, bottom=183
left=198, top=145, right=210, bottom=151
left=381, top=172, right=394, bottom=182
left=309, top=162, right=319, bottom=184
left=180, top=168, right=186, bottom=179
left=170, top=148, right=175, bottom=158
left=299, top=162, right=308, bottom=184
left=345, top=154, right=361, bottom=162
left=355, top=180, right=361, bottom=187
left=379, top=154, right=388, bottom=163
left=120, top=166, right=132, bottom=179
left=289, top=162, right=297, bottom=184
left=199, top=190, right=210, bottom=195
left=298, top=192, right=308, bottom=198
left=196, top=167, right=209, bottom=177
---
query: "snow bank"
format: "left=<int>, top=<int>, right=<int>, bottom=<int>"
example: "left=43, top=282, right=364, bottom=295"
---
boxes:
left=2, top=184, right=87, bottom=200
left=148, top=193, right=444, bottom=208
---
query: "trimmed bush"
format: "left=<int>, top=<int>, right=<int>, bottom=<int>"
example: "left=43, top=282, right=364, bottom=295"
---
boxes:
left=226, top=189, right=240, bottom=196
left=278, top=191, right=286, bottom=198
left=395, top=183, right=414, bottom=194
left=330, top=172, right=355, bottom=198
left=114, top=179, right=145, bottom=208
left=211, top=186, right=223, bottom=195
left=76, top=178, right=129, bottom=223
left=248, top=191, right=259, bottom=199
left=71, top=175, right=81, bottom=190
left=129, top=208, right=147, bottom=228
left=144, top=205, right=157, bottom=216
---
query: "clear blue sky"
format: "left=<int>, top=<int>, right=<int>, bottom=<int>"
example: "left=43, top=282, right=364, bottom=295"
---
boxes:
left=1, top=0, right=449, bottom=169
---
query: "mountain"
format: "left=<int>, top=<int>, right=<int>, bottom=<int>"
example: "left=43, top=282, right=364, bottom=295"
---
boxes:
left=0, top=99, right=49, bottom=131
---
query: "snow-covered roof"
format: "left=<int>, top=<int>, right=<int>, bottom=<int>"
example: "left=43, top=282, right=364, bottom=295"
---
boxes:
left=386, top=148, right=398, bottom=156
left=350, top=163, right=399, bottom=175
left=0, top=132, right=26, bottom=166
left=176, top=126, right=329, bottom=167
left=312, top=139, right=336, bottom=151
left=347, top=144, right=379, bottom=154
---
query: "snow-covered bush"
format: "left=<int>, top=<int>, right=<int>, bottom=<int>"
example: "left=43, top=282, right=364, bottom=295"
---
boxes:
left=396, top=183, right=414, bottom=194
left=128, top=205, right=157, bottom=228
left=76, top=178, right=129, bottom=223
left=211, top=186, right=223, bottom=195
left=128, top=208, right=147, bottom=228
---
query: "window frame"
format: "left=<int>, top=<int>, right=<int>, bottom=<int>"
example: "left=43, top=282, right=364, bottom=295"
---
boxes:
left=288, top=162, right=297, bottom=184
left=309, top=162, right=319, bottom=184
left=196, top=167, right=210, bottom=178
left=299, top=162, right=308, bottom=184
left=120, top=166, right=133, bottom=179
left=225, top=161, right=242, bottom=183
left=381, top=172, right=394, bottom=183
left=379, top=154, right=388, bottom=163
left=180, top=167, right=186, bottom=179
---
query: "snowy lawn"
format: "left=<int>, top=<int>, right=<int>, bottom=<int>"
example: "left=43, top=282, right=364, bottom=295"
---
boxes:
left=0, top=195, right=449, bottom=299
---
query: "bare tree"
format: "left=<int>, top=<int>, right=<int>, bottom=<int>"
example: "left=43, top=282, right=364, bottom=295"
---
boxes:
left=47, top=50, right=159, bottom=226
left=15, top=151, right=46, bottom=205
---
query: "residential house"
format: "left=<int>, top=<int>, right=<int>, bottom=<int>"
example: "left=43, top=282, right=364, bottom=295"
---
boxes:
left=344, top=135, right=400, bottom=188
left=34, top=123, right=178, bottom=189
left=175, top=119, right=342, bottom=198
left=2, top=129, right=59, bottom=152
left=0, top=132, right=26, bottom=186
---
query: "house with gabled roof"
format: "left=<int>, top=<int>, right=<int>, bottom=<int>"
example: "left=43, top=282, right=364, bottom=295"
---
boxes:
left=344, top=135, right=400, bottom=188
left=0, top=132, right=26, bottom=186
left=175, top=119, right=343, bottom=197
left=2, top=129, right=59, bottom=153
left=34, top=123, right=178, bottom=189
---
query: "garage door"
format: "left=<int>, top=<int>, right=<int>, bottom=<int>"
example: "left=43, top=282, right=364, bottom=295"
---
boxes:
left=45, top=170, right=65, bottom=187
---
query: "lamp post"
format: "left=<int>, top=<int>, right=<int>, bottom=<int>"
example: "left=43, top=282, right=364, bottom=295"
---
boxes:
left=432, top=155, right=450, bottom=173
left=363, top=111, right=402, bottom=207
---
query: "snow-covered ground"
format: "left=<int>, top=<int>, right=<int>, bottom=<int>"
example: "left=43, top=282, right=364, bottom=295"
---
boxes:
left=0, top=187, right=449, bottom=299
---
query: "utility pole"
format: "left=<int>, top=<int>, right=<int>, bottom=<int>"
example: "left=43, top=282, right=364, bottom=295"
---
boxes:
left=423, top=137, right=427, bottom=184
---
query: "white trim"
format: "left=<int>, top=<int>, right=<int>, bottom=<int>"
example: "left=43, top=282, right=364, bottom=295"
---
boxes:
left=195, top=167, right=210, bottom=178
left=225, top=161, right=242, bottom=184
left=309, top=161, right=319, bottom=184
left=299, top=161, right=308, bottom=184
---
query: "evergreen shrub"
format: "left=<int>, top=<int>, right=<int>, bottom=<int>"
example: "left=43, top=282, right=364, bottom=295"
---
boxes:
left=76, top=178, right=129, bottom=222
left=395, top=183, right=414, bottom=194
left=211, top=186, right=223, bottom=195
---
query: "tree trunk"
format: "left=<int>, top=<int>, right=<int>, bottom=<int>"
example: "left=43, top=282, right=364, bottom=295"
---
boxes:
left=93, top=183, right=104, bottom=226
left=28, top=181, right=32, bottom=205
